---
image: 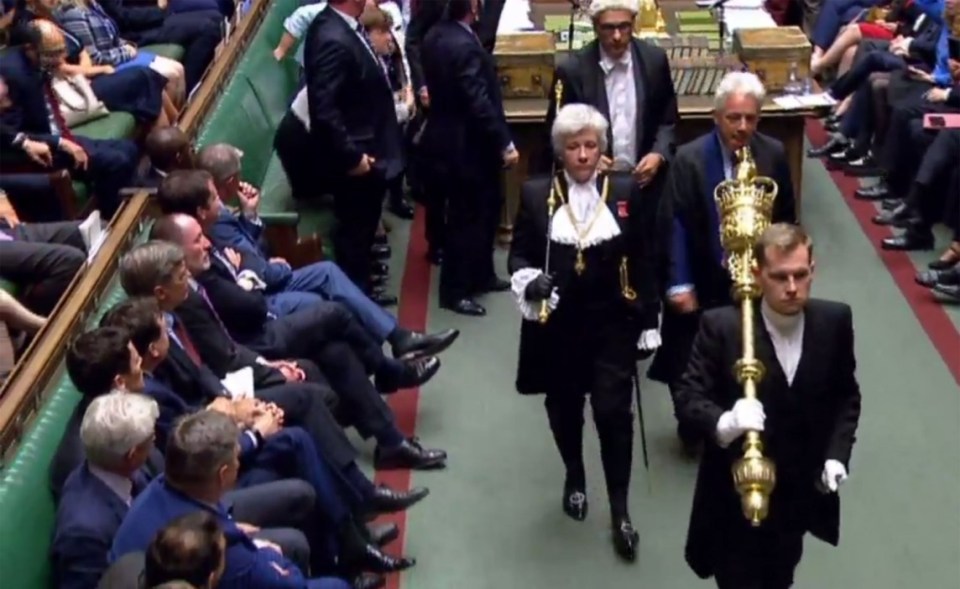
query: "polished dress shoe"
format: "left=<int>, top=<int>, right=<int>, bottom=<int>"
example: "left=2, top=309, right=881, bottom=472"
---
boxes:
left=933, top=283, right=960, bottom=302
left=389, top=199, right=415, bottom=219
left=915, top=268, right=958, bottom=288
left=370, top=273, right=387, bottom=287
left=807, top=135, right=847, bottom=158
left=426, top=248, right=443, bottom=265
left=347, top=542, right=415, bottom=574
left=872, top=203, right=918, bottom=227
left=375, top=438, right=447, bottom=470
left=929, top=245, right=960, bottom=270
left=881, top=229, right=934, bottom=251
left=855, top=183, right=889, bottom=200
left=371, top=244, right=391, bottom=260
left=371, top=261, right=389, bottom=275
left=376, top=356, right=440, bottom=392
left=369, top=290, right=398, bottom=307
left=368, top=485, right=431, bottom=514
left=843, top=154, right=880, bottom=177
left=611, top=517, right=640, bottom=562
left=881, top=198, right=902, bottom=210
left=353, top=573, right=386, bottom=589
left=563, top=486, right=588, bottom=521
left=441, top=297, right=486, bottom=316
left=391, top=328, right=460, bottom=360
left=479, top=277, right=510, bottom=293
left=365, top=522, right=400, bottom=546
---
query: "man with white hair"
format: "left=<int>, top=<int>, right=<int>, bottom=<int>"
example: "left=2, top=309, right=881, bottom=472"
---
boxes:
left=649, top=71, right=797, bottom=451
left=508, top=103, right=662, bottom=562
left=547, top=0, right=678, bottom=190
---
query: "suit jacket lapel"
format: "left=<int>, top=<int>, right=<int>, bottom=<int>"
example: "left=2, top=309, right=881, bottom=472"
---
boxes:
left=583, top=45, right=613, bottom=153
left=752, top=304, right=789, bottom=392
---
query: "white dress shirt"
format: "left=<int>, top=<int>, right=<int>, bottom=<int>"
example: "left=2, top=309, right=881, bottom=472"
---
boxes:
left=760, top=299, right=805, bottom=385
left=599, top=48, right=638, bottom=171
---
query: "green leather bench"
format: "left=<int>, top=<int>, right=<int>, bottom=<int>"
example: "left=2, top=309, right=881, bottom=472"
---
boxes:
left=194, top=0, right=334, bottom=260
left=0, top=274, right=130, bottom=589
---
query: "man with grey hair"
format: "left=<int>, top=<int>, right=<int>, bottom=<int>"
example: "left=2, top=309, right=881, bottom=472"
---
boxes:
left=111, top=410, right=358, bottom=589
left=51, top=392, right=160, bottom=589
left=650, top=71, right=797, bottom=452
left=546, top=0, right=678, bottom=191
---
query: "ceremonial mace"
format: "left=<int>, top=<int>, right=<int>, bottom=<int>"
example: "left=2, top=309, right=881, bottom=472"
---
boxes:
left=713, top=146, right=778, bottom=526
left=538, top=78, right=565, bottom=324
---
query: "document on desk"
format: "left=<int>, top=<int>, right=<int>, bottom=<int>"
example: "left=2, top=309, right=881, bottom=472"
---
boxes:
left=722, top=8, right=777, bottom=32
left=773, top=93, right=838, bottom=110
left=497, top=0, right=534, bottom=33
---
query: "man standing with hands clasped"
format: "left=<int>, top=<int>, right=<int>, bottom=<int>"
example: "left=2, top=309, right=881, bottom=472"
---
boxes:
left=674, top=223, right=862, bottom=589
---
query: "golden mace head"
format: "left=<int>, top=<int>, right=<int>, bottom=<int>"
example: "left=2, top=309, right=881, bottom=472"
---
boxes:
left=713, top=146, right=779, bottom=255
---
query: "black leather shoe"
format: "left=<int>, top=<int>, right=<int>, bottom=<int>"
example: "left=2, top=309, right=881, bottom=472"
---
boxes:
left=563, top=486, right=588, bottom=521
left=365, top=522, right=400, bottom=546
left=375, top=438, right=447, bottom=470
left=371, top=261, right=389, bottom=275
left=426, top=249, right=443, bottom=265
left=872, top=203, right=918, bottom=227
left=843, top=154, right=880, bottom=177
left=374, top=233, right=388, bottom=245
left=392, top=328, right=460, bottom=360
left=370, top=292, right=398, bottom=307
left=855, top=183, right=889, bottom=200
left=347, top=543, right=415, bottom=574
left=479, top=277, right=510, bottom=293
left=370, top=273, right=387, bottom=287
left=441, top=297, right=486, bottom=316
left=397, top=356, right=440, bottom=388
left=367, top=485, right=431, bottom=514
left=611, top=517, right=639, bottom=562
left=807, top=135, right=847, bottom=157
left=933, top=283, right=960, bottom=302
left=389, top=200, right=415, bottom=220
left=881, top=198, right=902, bottom=210
left=827, top=146, right=857, bottom=164
left=929, top=246, right=960, bottom=269
left=881, top=231, right=934, bottom=251
left=353, top=574, right=386, bottom=589
left=371, top=244, right=391, bottom=260
left=915, top=268, right=959, bottom=288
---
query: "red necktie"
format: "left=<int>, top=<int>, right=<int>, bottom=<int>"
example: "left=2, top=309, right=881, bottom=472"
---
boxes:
left=173, top=320, right=202, bottom=365
left=42, top=80, right=77, bottom=142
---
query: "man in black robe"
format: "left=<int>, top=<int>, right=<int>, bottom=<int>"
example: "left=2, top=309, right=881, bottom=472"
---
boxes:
left=674, top=223, right=861, bottom=588
left=650, top=71, right=797, bottom=450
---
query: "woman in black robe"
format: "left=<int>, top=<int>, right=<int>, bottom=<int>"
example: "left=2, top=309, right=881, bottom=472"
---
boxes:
left=507, top=103, right=662, bottom=562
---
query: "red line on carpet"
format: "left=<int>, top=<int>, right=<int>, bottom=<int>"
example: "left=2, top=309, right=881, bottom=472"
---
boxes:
left=805, top=119, right=960, bottom=386
left=373, top=205, right=431, bottom=589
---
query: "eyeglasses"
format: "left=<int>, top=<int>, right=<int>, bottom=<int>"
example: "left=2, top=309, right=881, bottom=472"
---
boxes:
left=597, top=22, right=633, bottom=35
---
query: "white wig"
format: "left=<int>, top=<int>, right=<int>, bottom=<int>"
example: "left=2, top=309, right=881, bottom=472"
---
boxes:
left=589, top=0, right=639, bottom=18
left=551, top=103, right=610, bottom=158
left=713, top=71, right=766, bottom=111
left=81, top=391, right=159, bottom=470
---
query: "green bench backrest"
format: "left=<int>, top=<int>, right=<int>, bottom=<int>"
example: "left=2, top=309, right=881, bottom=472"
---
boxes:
left=0, top=252, right=140, bottom=587
left=195, top=0, right=301, bottom=185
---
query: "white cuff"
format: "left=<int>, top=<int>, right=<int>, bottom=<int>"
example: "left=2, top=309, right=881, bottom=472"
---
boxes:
left=637, top=328, right=661, bottom=351
left=237, top=270, right=267, bottom=291
left=511, top=268, right=559, bottom=322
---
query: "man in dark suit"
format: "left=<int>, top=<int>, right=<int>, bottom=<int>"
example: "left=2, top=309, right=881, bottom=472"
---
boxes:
left=546, top=0, right=679, bottom=187
left=147, top=214, right=447, bottom=471
left=302, top=0, right=404, bottom=293
left=650, top=72, right=797, bottom=450
left=421, top=0, right=516, bottom=316
left=675, top=223, right=861, bottom=588
left=0, top=22, right=139, bottom=219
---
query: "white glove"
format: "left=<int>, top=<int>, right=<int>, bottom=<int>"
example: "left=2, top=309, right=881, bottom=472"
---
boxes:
left=820, top=459, right=848, bottom=493
left=715, top=398, right=765, bottom=448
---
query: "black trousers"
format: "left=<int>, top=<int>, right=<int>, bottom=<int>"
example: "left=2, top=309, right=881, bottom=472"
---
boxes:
left=332, top=173, right=388, bottom=292
left=250, top=301, right=400, bottom=446
left=882, top=100, right=959, bottom=196
left=713, top=527, right=805, bottom=589
left=132, top=10, right=222, bottom=92
left=0, top=221, right=86, bottom=315
left=274, top=112, right=319, bottom=202
left=910, top=129, right=960, bottom=227
left=542, top=314, right=637, bottom=516
left=438, top=166, right=502, bottom=301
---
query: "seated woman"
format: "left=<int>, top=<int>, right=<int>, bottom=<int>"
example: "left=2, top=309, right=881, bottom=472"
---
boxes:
left=11, top=0, right=174, bottom=128
left=55, top=0, right=186, bottom=108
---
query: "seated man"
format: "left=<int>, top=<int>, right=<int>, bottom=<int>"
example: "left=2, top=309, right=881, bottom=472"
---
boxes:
left=142, top=512, right=227, bottom=589
left=51, top=392, right=161, bottom=589
left=0, top=22, right=140, bottom=219
left=142, top=126, right=196, bottom=189
left=149, top=215, right=447, bottom=470
left=111, top=410, right=361, bottom=589
left=160, top=163, right=457, bottom=356
left=0, top=214, right=97, bottom=315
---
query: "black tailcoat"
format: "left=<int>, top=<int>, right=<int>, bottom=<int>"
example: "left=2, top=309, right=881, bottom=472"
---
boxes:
left=674, top=300, right=861, bottom=578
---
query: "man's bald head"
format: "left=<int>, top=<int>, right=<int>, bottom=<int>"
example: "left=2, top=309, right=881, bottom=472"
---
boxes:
left=146, top=127, right=193, bottom=173
left=23, top=20, right=66, bottom=70
left=150, top=214, right=210, bottom=274
left=150, top=213, right=196, bottom=247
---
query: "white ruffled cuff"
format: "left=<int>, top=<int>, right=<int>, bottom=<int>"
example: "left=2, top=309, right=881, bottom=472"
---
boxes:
left=511, top=268, right=560, bottom=322
left=637, top=313, right=662, bottom=352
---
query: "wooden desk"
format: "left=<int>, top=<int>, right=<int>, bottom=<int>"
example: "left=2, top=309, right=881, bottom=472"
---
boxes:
left=499, top=95, right=811, bottom=243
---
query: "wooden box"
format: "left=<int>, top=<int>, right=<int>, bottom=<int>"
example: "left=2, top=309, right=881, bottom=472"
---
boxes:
left=733, top=26, right=811, bottom=92
left=494, top=32, right=557, bottom=100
